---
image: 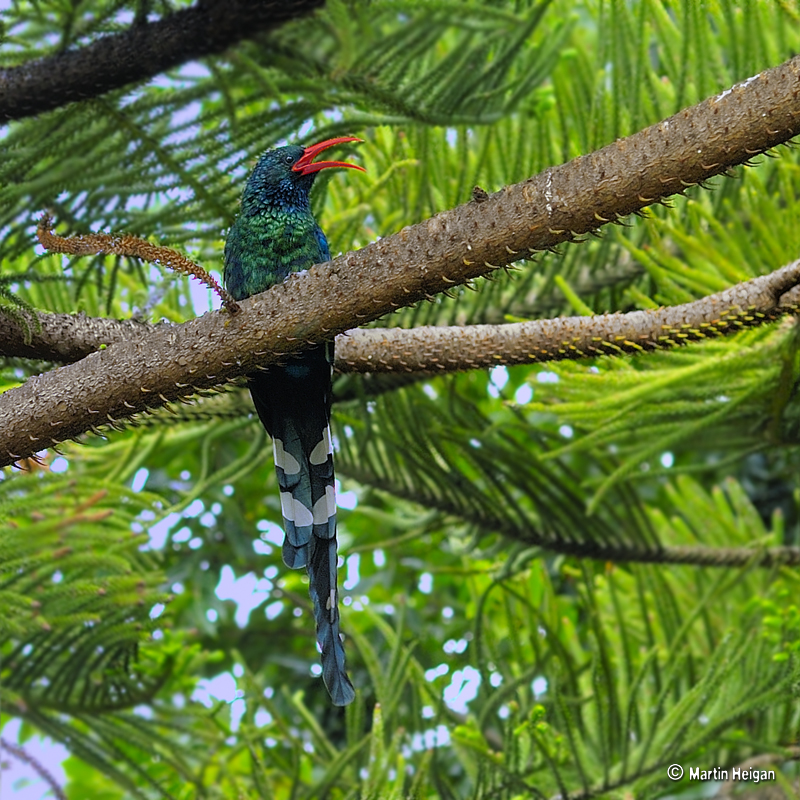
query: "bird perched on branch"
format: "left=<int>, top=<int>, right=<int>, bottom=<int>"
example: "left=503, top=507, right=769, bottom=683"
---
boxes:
left=223, top=137, right=365, bottom=706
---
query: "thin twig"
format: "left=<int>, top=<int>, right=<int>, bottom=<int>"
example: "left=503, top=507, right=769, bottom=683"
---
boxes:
left=0, top=736, right=67, bottom=800
left=37, top=214, right=240, bottom=313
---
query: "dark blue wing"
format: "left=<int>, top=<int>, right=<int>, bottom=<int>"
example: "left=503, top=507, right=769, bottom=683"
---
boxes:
left=314, top=226, right=331, bottom=263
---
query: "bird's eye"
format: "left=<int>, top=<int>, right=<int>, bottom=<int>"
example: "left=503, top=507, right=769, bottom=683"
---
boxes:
left=284, top=155, right=295, bottom=164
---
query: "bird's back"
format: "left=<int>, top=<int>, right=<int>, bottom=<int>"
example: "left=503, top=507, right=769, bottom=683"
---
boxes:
left=223, top=204, right=329, bottom=300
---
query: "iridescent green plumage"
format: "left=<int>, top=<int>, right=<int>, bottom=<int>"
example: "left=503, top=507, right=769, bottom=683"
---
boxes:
left=223, top=145, right=329, bottom=298
left=223, top=139, right=363, bottom=706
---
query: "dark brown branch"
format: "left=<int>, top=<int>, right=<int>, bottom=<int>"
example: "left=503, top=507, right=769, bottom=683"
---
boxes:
left=0, top=0, right=325, bottom=123
left=531, top=541, right=800, bottom=568
left=1, top=55, right=800, bottom=466
left=715, top=748, right=800, bottom=798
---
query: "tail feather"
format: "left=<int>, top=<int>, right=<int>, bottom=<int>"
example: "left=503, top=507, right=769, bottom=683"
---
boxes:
left=248, top=345, right=355, bottom=706
left=282, top=540, right=308, bottom=570
left=308, top=536, right=356, bottom=706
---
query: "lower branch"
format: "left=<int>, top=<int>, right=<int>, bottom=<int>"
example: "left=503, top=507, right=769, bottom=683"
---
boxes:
left=337, top=260, right=800, bottom=373
left=2, top=259, right=800, bottom=373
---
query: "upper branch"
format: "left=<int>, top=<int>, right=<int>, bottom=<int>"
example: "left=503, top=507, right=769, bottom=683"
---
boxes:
left=1, top=54, right=800, bottom=465
left=0, top=0, right=324, bottom=123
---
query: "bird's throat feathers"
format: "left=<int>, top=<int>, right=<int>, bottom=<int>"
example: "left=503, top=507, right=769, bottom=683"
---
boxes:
left=241, top=172, right=314, bottom=216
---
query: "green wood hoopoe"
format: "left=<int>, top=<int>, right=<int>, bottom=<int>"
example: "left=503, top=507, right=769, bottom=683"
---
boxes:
left=223, top=137, right=364, bottom=706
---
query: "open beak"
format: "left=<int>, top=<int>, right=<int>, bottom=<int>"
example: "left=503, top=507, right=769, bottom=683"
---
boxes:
left=292, top=136, right=366, bottom=175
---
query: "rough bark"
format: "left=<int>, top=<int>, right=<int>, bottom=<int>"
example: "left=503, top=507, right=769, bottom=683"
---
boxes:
left=336, top=265, right=800, bottom=374
left=1, top=55, right=800, bottom=465
left=3, top=262, right=800, bottom=373
left=0, top=0, right=325, bottom=123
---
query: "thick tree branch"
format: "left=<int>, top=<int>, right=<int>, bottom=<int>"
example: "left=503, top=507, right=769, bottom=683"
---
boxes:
left=1, top=55, right=800, bottom=466
left=338, top=264, right=800, bottom=372
left=0, top=0, right=324, bottom=123
left=2, top=260, right=800, bottom=372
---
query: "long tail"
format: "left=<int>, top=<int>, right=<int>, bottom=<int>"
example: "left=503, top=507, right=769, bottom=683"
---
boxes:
left=248, top=345, right=355, bottom=706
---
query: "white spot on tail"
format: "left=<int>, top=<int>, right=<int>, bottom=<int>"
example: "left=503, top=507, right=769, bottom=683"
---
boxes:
left=312, top=485, right=337, bottom=525
left=309, top=426, right=333, bottom=465
left=273, top=438, right=301, bottom=474
left=329, top=589, right=336, bottom=622
left=280, top=492, right=313, bottom=527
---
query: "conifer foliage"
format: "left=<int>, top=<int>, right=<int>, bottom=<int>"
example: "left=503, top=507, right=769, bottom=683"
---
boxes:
left=3, top=1, right=800, bottom=797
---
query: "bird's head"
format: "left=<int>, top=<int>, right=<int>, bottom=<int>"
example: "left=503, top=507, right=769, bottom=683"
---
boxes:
left=243, top=136, right=365, bottom=210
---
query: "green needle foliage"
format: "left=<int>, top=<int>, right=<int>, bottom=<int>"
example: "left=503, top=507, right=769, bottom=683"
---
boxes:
left=3, top=0, right=800, bottom=797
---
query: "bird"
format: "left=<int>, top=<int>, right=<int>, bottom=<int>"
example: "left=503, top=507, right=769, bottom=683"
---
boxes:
left=223, top=136, right=365, bottom=706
